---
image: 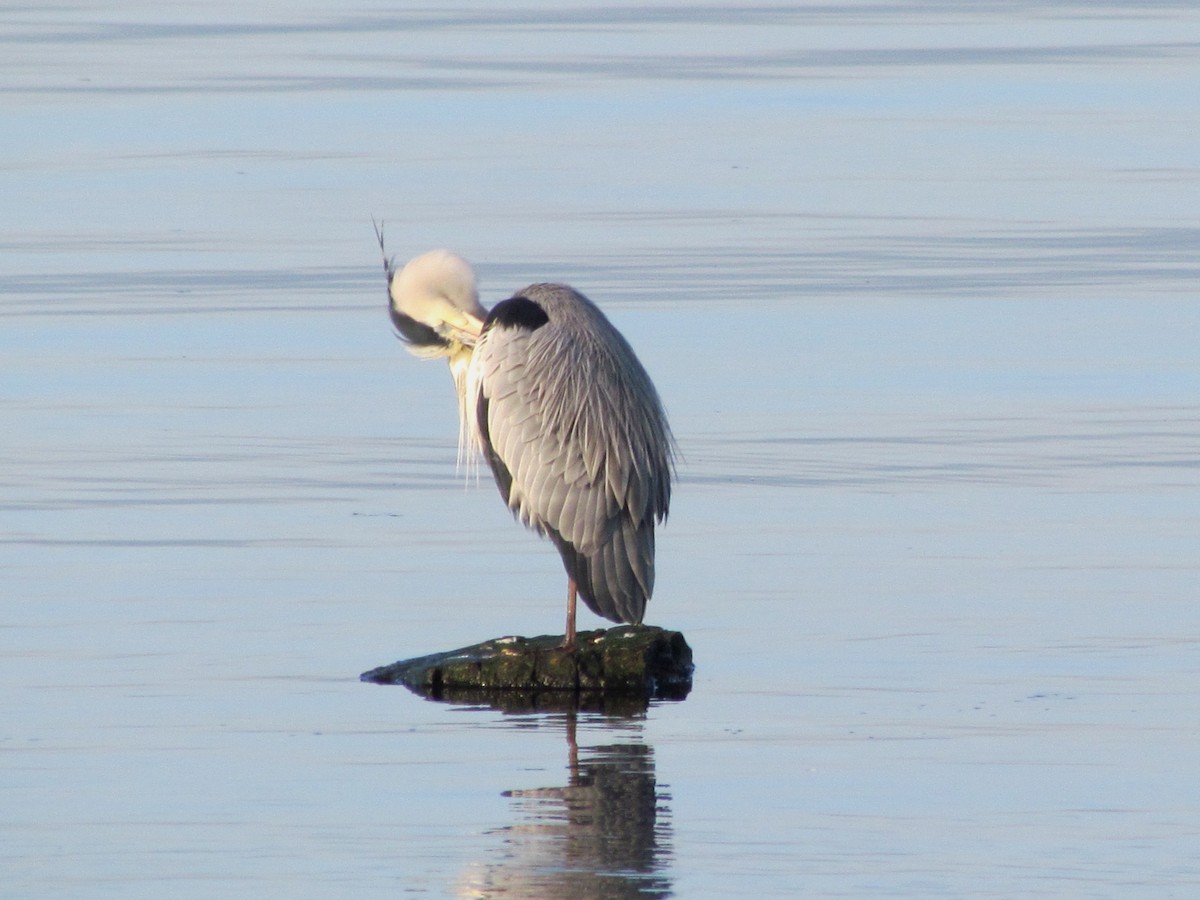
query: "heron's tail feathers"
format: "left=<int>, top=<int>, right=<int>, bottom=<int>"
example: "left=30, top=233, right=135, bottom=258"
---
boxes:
left=551, top=519, right=655, bottom=625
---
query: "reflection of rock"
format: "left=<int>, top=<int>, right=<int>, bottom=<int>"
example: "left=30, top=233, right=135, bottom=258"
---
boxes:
left=361, top=626, right=693, bottom=713
left=415, top=687, right=658, bottom=716
left=460, top=721, right=672, bottom=898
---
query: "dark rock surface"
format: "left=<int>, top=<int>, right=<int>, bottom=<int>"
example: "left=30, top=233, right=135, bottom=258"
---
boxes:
left=361, top=626, right=693, bottom=712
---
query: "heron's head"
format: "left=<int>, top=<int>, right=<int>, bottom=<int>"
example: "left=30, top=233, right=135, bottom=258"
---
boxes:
left=387, top=249, right=487, bottom=359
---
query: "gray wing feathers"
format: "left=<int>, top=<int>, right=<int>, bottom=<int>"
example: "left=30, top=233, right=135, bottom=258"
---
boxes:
left=472, top=285, right=672, bottom=624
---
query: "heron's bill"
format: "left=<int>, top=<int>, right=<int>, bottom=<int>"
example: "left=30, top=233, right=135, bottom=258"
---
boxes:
left=445, top=314, right=485, bottom=346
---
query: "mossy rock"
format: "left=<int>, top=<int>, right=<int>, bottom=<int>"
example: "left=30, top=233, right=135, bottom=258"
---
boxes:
left=361, top=626, right=693, bottom=711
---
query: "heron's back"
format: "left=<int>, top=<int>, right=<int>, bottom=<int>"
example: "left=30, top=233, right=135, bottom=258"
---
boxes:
left=468, top=283, right=673, bottom=623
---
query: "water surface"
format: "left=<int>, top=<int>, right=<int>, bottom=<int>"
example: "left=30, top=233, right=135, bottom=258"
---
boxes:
left=3, top=2, right=1199, bottom=896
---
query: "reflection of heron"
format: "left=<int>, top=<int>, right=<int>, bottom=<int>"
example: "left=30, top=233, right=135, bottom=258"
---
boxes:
left=376, top=230, right=674, bottom=649
left=460, top=715, right=672, bottom=898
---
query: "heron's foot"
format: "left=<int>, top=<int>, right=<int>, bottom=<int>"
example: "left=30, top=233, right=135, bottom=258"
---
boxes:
left=559, top=637, right=577, bottom=653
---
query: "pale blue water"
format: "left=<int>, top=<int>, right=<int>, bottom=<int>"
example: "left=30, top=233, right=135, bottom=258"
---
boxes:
left=3, top=3, right=1199, bottom=897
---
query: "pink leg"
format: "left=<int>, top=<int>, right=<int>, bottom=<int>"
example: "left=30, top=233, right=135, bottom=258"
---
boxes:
left=562, top=578, right=577, bottom=651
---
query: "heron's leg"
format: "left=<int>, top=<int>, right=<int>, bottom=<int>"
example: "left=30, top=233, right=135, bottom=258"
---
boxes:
left=562, top=578, right=577, bottom=651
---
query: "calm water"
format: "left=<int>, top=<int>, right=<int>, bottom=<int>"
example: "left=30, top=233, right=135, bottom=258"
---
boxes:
left=3, top=2, right=1200, bottom=896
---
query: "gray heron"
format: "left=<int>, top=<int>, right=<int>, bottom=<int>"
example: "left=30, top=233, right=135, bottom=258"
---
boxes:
left=375, top=230, right=674, bottom=650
